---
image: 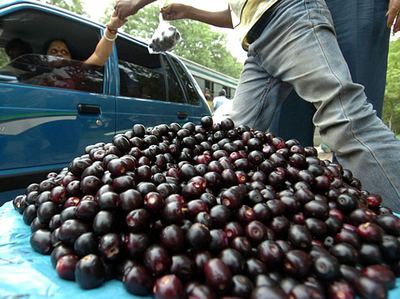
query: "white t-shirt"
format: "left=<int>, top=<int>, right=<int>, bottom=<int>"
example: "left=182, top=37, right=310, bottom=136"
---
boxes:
left=213, top=95, right=228, bottom=112
left=213, top=99, right=233, bottom=124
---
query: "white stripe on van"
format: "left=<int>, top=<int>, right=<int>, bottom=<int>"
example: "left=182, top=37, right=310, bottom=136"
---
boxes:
left=0, top=116, right=77, bottom=135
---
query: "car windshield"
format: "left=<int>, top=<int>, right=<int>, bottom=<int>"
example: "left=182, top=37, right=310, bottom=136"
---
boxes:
left=0, top=54, right=103, bottom=93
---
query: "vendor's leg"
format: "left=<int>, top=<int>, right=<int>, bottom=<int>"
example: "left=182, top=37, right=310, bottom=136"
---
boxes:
left=230, top=54, right=292, bottom=131
left=232, top=0, right=400, bottom=211
left=269, top=91, right=315, bottom=147
left=326, top=0, right=390, bottom=118
left=269, top=0, right=390, bottom=147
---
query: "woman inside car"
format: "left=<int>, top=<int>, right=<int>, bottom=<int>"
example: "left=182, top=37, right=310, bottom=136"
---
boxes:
left=41, top=10, right=126, bottom=89
left=45, top=11, right=126, bottom=66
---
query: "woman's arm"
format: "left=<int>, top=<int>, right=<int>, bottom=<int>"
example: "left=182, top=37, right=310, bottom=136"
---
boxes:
left=85, top=11, right=127, bottom=66
left=161, top=3, right=233, bottom=29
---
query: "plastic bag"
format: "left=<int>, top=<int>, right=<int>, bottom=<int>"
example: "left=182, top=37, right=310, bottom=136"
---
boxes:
left=148, top=11, right=180, bottom=54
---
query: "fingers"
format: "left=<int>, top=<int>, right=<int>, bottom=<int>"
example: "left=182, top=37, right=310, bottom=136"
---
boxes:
left=387, top=16, right=394, bottom=28
left=387, top=14, right=400, bottom=33
left=387, top=0, right=400, bottom=29
left=162, top=12, right=171, bottom=20
left=160, top=5, right=170, bottom=12
left=160, top=5, right=169, bottom=16
left=394, top=18, right=400, bottom=33
left=115, top=9, right=123, bottom=20
left=113, top=6, right=127, bottom=22
left=110, top=12, right=127, bottom=28
left=161, top=4, right=177, bottom=19
left=114, top=0, right=121, bottom=18
left=386, top=8, right=398, bottom=28
left=114, top=3, right=124, bottom=20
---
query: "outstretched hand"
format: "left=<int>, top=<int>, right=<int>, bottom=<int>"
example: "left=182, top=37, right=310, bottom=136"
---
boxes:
left=161, top=4, right=187, bottom=21
left=114, top=0, right=146, bottom=20
left=387, top=0, right=400, bottom=33
left=109, top=11, right=127, bottom=29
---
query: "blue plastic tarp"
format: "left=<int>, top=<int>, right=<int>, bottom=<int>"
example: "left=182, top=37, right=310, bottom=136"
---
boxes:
left=0, top=201, right=153, bottom=299
left=1, top=200, right=400, bottom=299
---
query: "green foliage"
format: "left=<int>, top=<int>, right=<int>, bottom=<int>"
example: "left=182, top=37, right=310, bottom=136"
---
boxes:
left=0, top=49, right=8, bottom=67
left=383, top=38, right=400, bottom=134
left=38, top=0, right=89, bottom=17
left=115, top=4, right=243, bottom=79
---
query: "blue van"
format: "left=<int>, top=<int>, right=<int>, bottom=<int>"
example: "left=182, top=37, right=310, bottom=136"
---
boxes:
left=0, top=0, right=211, bottom=205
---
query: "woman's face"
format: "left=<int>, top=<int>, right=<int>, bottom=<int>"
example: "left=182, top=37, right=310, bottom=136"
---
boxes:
left=47, top=41, right=71, bottom=59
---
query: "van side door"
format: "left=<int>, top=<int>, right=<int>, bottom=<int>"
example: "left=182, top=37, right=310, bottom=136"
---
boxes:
left=0, top=7, right=116, bottom=192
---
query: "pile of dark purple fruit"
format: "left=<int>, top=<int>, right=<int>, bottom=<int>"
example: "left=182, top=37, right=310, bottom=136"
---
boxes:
left=12, top=116, right=400, bottom=299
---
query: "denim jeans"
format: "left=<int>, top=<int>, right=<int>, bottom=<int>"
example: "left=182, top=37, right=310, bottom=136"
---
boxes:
left=268, top=0, right=390, bottom=147
left=229, top=0, right=400, bottom=212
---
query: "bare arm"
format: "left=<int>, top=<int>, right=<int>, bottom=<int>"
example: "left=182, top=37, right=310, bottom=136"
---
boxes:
left=86, top=11, right=127, bottom=66
left=115, top=0, right=157, bottom=20
left=386, top=0, right=400, bottom=33
left=161, top=3, right=233, bottom=29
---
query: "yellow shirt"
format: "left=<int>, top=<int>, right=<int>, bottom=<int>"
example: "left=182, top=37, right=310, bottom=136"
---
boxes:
left=228, top=0, right=278, bottom=50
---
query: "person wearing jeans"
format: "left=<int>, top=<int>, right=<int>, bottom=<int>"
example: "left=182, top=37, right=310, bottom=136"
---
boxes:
left=228, top=0, right=400, bottom=211
left=115, top=0, right=400, bottom=212
left=269, top=0, right=391, bottom=149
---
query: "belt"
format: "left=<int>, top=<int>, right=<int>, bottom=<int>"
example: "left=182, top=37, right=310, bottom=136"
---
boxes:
left=246, top=0, right=281, bottom=44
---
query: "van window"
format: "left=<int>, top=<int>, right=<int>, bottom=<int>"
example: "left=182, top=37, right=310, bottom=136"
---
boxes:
left=0, top=54, right=103, bottom=93
left=118, top=59, right=165, bottom=100
left=169, top=56, right=201, bottom=105
left=116, top=37, right=185, bottom=103
left=0, top=8, right=104, bottom=93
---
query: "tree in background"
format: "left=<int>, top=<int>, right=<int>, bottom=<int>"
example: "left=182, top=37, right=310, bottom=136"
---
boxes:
left=383, top=38, right=400, bottom=135
left=39, top=0, right=88, bottom=17
left=101, top=3, right=243, bottom=79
